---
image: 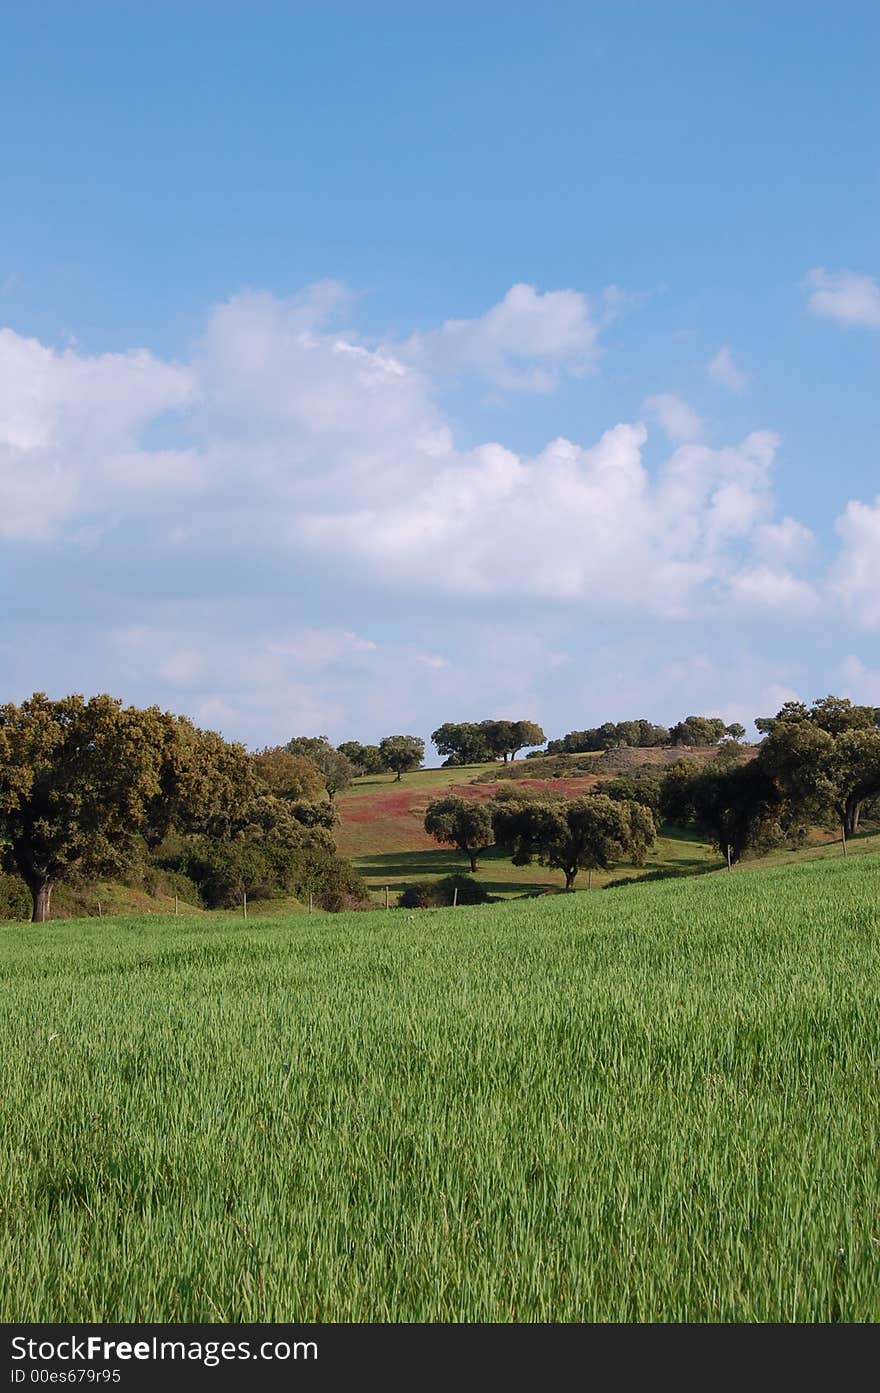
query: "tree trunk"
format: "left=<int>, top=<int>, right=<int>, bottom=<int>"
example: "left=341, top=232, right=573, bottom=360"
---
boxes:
left=845, top=798, right=861, bottom=836
left=564, top=869, right=576, bottom=891
left=30, top=880, right=53, bottom=923
left=469, top=852, right=478, bottom=872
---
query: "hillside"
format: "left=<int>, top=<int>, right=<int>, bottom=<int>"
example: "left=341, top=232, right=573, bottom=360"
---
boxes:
left=333, top=745, right=788, bottom=902
left=334, top=746, right=733, bottom=857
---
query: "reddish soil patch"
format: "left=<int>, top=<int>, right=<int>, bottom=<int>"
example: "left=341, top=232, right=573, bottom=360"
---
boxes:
left=335, top=774, right=603, bottom=858
left=338, top=786, right=423, bottom=823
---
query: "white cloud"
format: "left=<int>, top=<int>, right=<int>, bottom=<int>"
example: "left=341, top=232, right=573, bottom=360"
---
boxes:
left=708, top=345, right=748, bottom=392
left=829, top=497, right=880, bottom=628
left=642, top=392, right=703, bottom=443
left=0, top=326, right=193, bottom=540
left=302, top=423, right=810, bottom=619
left=839, top=655, right=880, bottom=706
left=401, top=282, right=603, bottom=391
left=265, top=630, right=378, bottom=669
left=104, top=618, right=468, bottom=746
left=726, top=566, right=819, bottom=617
left=0, top=281, right=853, bottom=673
left=805, top=268, right=880, bottom=328
left=753, top=516, right=815, bottom=566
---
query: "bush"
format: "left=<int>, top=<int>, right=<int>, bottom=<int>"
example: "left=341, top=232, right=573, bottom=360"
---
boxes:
left=151, top=825, right=369, bottom=913
left=134, top=863, right=204, bottom=907
left=0, top=872, right=31, bottom=921
left=155, top=868, right=204, bottom=908
left=595, top=769, right=664, bottom=816
left=293, top=848, right=370, bottom=911
left=398, top=875, right=492, bottom=909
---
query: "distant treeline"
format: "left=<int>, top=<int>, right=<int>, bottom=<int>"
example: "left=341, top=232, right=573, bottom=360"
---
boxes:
left=425, top=715, right=744, bottom=766
left=545, top=715, right=744, bottom=754
left=430, top=720, right=546, bottom=766
left=421, top=695, right=880, bottom=886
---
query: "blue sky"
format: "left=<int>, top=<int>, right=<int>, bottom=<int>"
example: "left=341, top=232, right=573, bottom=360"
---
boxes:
left=1, top=2, right=879, bottom=753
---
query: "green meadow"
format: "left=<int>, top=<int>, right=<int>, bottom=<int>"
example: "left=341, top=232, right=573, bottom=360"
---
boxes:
left=2, top=851, right=879, bottom=1322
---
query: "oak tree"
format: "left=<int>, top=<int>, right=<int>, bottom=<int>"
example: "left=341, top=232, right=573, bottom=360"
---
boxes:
left=0, top=693, right=241, bottom=922
left=424, top=795, right=494, bottom=871
left=491, top=792, right=655, bottom=891
left=379, top=735, right=425, bottom=780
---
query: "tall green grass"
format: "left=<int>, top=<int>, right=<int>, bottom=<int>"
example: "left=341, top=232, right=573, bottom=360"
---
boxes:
left=1, top=853, right=879, bottom=1321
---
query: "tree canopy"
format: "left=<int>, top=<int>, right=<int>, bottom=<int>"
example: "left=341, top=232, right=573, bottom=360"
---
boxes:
left=431, top=718, right=545, bottom=764
left=0, top=694, right=252, bottom=922
left=490, top=791, right=656, bottom=890
left=378, top=735, right=425, bottom=780
left=660, top=759, right=789, bottom=865
left=424, top=795, right=494, bottom=871
left=337, top=741, right=385, bottom=776
left=250, top=746, right=326, bottom=802
left=548, top=720, right=670, bottom=754
left=0, top=694, right=367, bottom=922
left=758, top=713, right=880, bottom=839
left=661, top=694, right=880, bottom=859
left=669, top=716, right=728, bottom=747
left=285, top=735, right=354, bottom=800
left=755, top=695, right=880, bottom=739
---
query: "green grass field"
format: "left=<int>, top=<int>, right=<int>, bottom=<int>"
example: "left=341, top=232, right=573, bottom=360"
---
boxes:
left=353, top=828, right=719, bottom=901
left=2, top=851, right=879, bottom=1321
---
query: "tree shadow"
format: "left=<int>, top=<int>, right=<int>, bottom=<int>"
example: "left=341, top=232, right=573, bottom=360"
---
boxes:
left=355, top=847, right=557, bottom=895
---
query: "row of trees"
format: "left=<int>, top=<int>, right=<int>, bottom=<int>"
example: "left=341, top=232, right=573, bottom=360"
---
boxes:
left=276, top=733, right=428, bottom=790
left=546, top=715, right=745, bottom=754
left=281, top=697, right=880, bottom=791
left=423, top=789, right=656, bottom=890
left=335, top=735, right=425, bottom=781
left=289, top=713, right=749, bottom=777
left=431, top=720, right=546, bottom=765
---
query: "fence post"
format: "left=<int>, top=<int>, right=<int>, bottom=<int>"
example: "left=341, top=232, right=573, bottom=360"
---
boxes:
left=453, top=886, right=458, bottom=907
left=309, top=891, right=313, bottom=914
left=385, top=885, right=389, bottom=910
left=174, top=895, right=179, bottom=916
left=243, top=890, right=247, bottom=920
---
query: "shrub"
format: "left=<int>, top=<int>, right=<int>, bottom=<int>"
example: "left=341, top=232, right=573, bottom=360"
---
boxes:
left=294, top=848, right=370, bottom=911
left=0, top=872, right=31, bottom=921
left=398, top=875, right=492, bottom=909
